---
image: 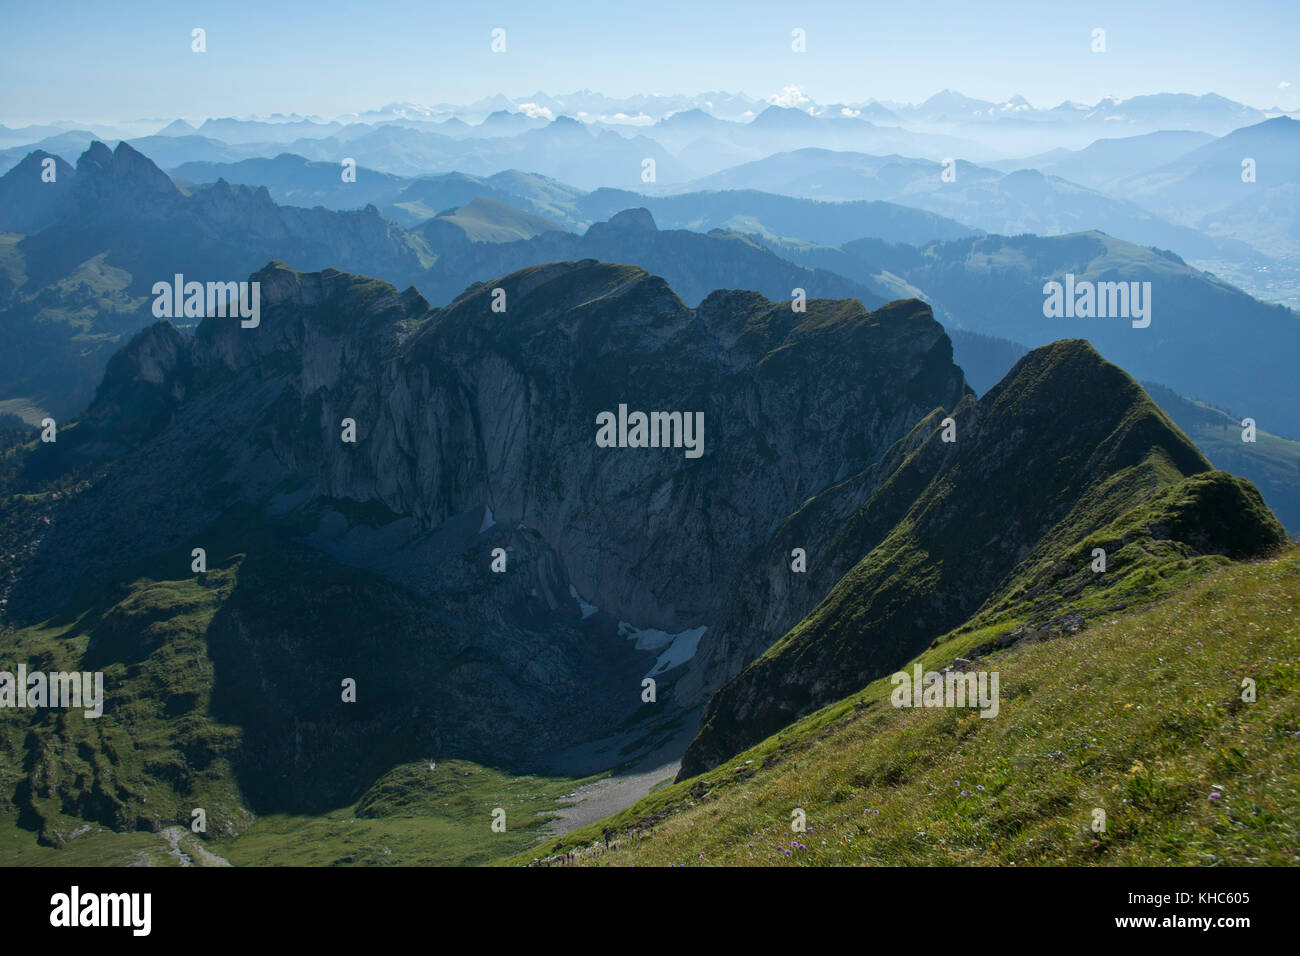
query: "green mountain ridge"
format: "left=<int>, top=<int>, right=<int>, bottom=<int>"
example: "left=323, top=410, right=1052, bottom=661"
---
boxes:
left=679, top=339, right=1288, bottom=775
left=423, top=196, right=569, bottom=243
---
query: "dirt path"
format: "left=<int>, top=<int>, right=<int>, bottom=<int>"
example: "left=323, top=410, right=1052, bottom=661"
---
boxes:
left=544, top=759, right=679, bottom=835
left=538, top=702, right=701, bottom=836
left=159, top=826, right=233, bottom=867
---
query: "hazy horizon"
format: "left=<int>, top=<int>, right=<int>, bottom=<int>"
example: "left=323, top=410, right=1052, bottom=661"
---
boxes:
left=7, top=86, right=1299, bottom=130
left=3, top=0, right=1297, bottom=125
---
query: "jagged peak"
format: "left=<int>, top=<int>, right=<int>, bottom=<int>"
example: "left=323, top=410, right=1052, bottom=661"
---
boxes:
left=985, top=338, right=1119, bottom=404
left=72, top=138, right=177, bottom=198
left=76, top=139, right=114, bottom=173
left=978, top=338, right=1208, bottom=474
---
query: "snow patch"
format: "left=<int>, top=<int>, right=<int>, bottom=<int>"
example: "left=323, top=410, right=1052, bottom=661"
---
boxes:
left=646, top=626, right=707, bottom=678
left=618, top=621, right=674, bottom=651
left=619, top=621, right=709, bottom=677
left=569, top=585, right=598, bottom=619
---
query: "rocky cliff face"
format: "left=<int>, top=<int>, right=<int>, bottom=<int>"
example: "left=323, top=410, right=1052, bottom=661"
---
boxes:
left=10, top=260, right=968, bottom=761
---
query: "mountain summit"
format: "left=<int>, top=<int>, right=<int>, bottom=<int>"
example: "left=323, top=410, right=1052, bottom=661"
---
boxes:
left=679, top=338, right=1287, bottom=774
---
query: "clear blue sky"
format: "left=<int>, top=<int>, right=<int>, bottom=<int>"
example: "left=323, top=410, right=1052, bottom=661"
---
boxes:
left=2, top=0, right=1296, bottom=122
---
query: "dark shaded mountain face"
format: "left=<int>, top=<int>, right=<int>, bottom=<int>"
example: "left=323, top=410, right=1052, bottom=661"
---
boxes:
left=19, top=260, right=961, bottom=626
left=20, top=142, right=427, bottom=290
left=678, top=340, right=1289, bottom=775
left=0, top=141, right=429, bottom=418
left=6, top=262, right=966, bottom=790
left=0, top=151, right=76, bottom=232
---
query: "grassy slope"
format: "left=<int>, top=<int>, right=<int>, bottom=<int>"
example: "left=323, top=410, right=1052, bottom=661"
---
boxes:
left=1144, top=381, right=1300, bottom=535
left=0, top=234, right=148, bottom=417
left=0, top=512, right=593, bottom=866
left=435, top=197, right=568, bottom=243
left=210, top=759, right=595, bottom=867
left=0, top=549, right=246, bottom=864
left=505, top=549, right=1299, bottom=866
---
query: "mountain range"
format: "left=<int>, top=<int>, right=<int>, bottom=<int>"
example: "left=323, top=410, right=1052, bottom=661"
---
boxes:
left=2, top=140, right=1296, bottom=537
left=1, top=258, right=1289, bottom=865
